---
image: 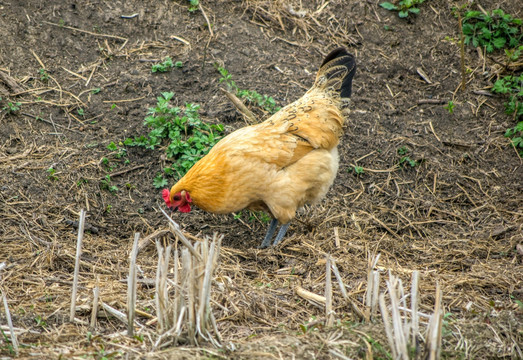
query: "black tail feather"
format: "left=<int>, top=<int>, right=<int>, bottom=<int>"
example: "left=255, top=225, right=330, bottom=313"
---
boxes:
left=320, top=47, right=356, bottom=98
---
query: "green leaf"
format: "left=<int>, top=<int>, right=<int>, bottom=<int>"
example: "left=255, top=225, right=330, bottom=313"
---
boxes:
left=380, top=2, right=397, bottom=10
left=493, top=37, right=507, bottom=49
left=408, top=7, right=420, bottom=14
left=153, top=175, right=168, bottom=189
left=398, top=10, right=408, bottom=18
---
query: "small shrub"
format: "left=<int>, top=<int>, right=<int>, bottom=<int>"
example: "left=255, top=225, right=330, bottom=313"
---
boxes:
left=380, top=0, right=425, bottom=18
left=491, top=74, right=523, bottom=156
left=462, top=9, right=522, bottom=53
left=125, top=92, right=224, bottom=179
left=152, top=57, right=174, bottom=73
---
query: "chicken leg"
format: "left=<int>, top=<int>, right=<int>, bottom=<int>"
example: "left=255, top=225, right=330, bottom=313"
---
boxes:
left=259, top=219, right=290, bottom=248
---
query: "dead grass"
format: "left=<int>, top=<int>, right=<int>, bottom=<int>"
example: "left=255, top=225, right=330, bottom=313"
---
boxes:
left=0, top=0, right=522, bottom=358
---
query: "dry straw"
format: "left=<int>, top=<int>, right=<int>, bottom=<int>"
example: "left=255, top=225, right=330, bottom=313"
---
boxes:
left=153, top=233, right=223, bottom=348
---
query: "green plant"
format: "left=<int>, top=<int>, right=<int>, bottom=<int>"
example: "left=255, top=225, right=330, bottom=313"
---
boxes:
left=505, top=45, right=523, bottom=62
left=504, top=121, right=523, bottom=156
left=107, top=141, right=127, bottom=158
left=365, top=336, right=393, bottom=359
left=397, top=146, right=419, bottom=167
left=188, top=0, right=199, bottom=12
left=35, top=315, right=47, bottom=328
left=76, top=178, right=88, bottom=187
left=2, top=101, right=21, bottom=114
left=100, top=175, right=118, bottom=194
left=444, top=100, right=455, bottom=114
left=491, top=74, right=523, bottom=156
left=39, top=68, right=49, bottom=81
left=152, top=57, right=175, bottom=73
left=77, top=108, right=85, bottom=116
left=47, top=166, right=58, bottom=181
left=380, top=0, right=425, bottom=18
left=92, top=88, right=101, bottom=94
left=348, top=166, right=364, bottom=175
left=153, top=174, right=168, bottom=189
left=462, top=9, right=522, bottom=53
left=216, top=65, right=280, bottom=114
left=0, top=328, right=16, bottom=355
left=125, top=92, right=224, bottom=179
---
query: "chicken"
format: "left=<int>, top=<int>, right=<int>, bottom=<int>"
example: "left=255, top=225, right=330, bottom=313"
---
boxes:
left=163, top=47, right=356, bottom=248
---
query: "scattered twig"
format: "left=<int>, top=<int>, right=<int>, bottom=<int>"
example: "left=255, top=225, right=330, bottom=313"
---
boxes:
left=64, top=218, right=99, bottom=234
left=325, top=255, right=334, bottom=327
left=101, top=302, right=128, bottom=325
left=199, top=3, right=214, bottom=37
left=90, top=276, right=100, bottom=328
left=43, top=21, right=127, bottom=41
left=220, top=88, right=257, bottom=124
left=70, top=209, right=86, bottom=322
left=121, top=13, right=139, bottom=19
left=22, top=113, right=82, bottom=134
left=1, top=290, right=19, bottom=356
left=417, top=99, right=448, bottom=105
left=99, top=164, right=145, bottom=181
left=127, top=233, right=140, bottom=336
left=0, top=70, right=23, bottom=94
left=416, top=67, right=432, bottom=84
left=458, top=11, right=466, bottom=91
left=295, top=286, right=326, bottom=304
left=159, top=208, right=202, bottom=261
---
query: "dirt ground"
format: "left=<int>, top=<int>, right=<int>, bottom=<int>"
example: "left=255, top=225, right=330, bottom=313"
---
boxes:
left=0, top=0, right=522, bottom=358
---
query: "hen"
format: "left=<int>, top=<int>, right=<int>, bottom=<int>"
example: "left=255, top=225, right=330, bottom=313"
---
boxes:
left=163, top=47, right=356, bottom=248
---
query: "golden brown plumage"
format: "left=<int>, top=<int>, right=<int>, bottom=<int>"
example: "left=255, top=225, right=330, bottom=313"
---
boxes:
left=165, top=48, right=356, bottom=247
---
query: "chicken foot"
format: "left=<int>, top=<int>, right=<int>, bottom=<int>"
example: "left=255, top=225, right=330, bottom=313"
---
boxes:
left=259, top=219, right=290, bottom=248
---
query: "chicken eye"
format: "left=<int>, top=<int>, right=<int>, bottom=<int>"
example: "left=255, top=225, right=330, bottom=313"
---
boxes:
left=173, top=195, right=181, bottom=201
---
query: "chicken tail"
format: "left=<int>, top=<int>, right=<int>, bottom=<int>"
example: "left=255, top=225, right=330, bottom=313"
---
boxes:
left=315, top=47, right=356, bottom=99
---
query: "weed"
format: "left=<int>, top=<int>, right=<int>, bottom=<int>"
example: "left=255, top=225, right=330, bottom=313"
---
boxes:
left=380, top=0, right=425, bottom=18
left=2, top=101, right=21, bottom=114
left=491, top=74, right=523, bottom=156
left=399, top=156, right=418, bottom=167
left=76, top=178, right=88, bottom=187
left=35, top=315, right=47, bottom=328
left=77, top=108, right=85, bottom=116
left=92, top=88, right=101, bottom=94
left=365, top=336, right=393, bottom=359
left=504, top=121, right=523, bottom=157
left=107, top=141, right=118, bottom=152
left=47, top=167, right=58, bottom=181
left=39, top=68, right=49, bottom=81
left=152, top=57, right=176, bottom=73
left=188, top=0, right=199, bottom=12
left=100, top=175, right=118, bottom=194
left=462, top=9, right=522, bottom=53
left=125, top=92, right=224, bottom=180
left=348, top=166, right=364, bottom=175
left=234, top=210, right=271, bottom=225
left=397, top=146, right=409, bottom=155
left=0, top=328, right=16, bottom=355
left=299, top=317, right=318, bottom=334
left=504, top=45, right=523, bottom=62
left=397, top=146, right=419, bottom=167
left=153, top=174, right=168, bottom=189
left=248, top=211, right=271, bottom=224
left=216, top=65, right=280, bottom=114
left=107, top=141, right=127, bottom=158
left=444, top=100, right=455, bottom=114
